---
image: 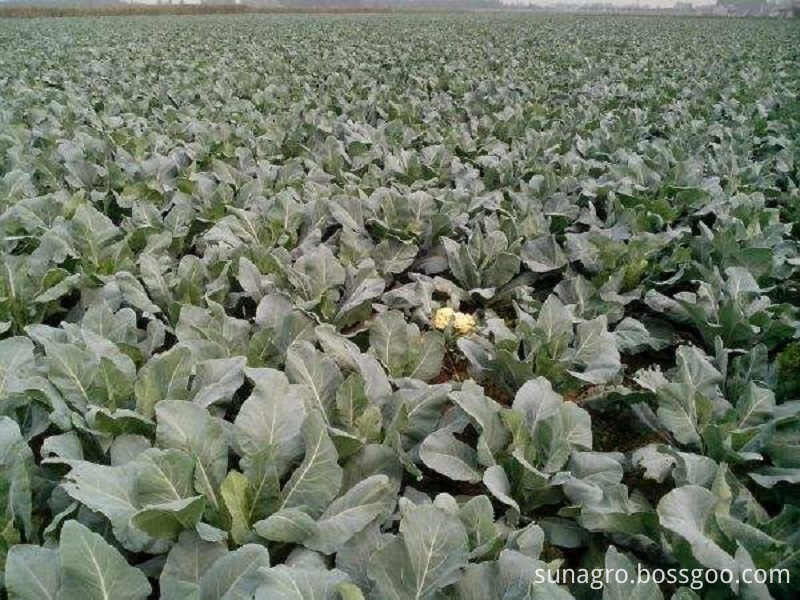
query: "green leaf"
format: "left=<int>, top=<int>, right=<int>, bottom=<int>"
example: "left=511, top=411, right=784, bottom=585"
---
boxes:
left=407, top=331, right=445, bottom=382
left=335, top=582, right=366, bottom=600
left=255, top=566, right=350, bottom=600
left=134, top=448, right=196, bottom=505
left=58, top=520, right=151, bottom=600
left=0, top=337, right=35, bottom=400
left=419, top=429, right=482, bottom=483
left=42, top=341, right=97, bottom=411
left=304, top=475, right=395, bottom=554
left=369, top=310, right=444, bottom=381
left=673, top=346, right=723, bottom=400
left=190, top=356, right=246, bottom=408
left=0, top=417, right=34, bottom=538
left=520, top=235, right=567, bottom=273
left=235, top=368, right=306, bottom=477
left=497, top=549, right=575, bottom=598
left=603, top=546, right=663, bottom=600
left=450, top=380, right=509, bottom=463
left=335, top=374, right=369, bottom=431
left=135, top=345, right=193, bottom=418
left=452, top=562, right=500, bottom=600
left=368, top=504, right=468, bottom=599
left=175, top=303, right=249, bottom=357
left=160, top=529, right=228, bottom=600
left=657, top=486, right=736, bottom=572
left=482, top=464, right=520, bottom=513
left=220, top=470, right=253, bottom=545
left=255, top=508, right=317, bottom=544
left=336, top=277, right=385, bottom=324
left=369, top=310, right=409, bottom=378
left=458, top=495, right=498, bottom=555
left=198, top=544, right=270, bottom=600
left=156, top=401, right=228, bottom=512
left=61, top=460, right=144, bottom=550
left=366, top=537, right=416, bottom=599
left=131, top=496, right=206, bottom=540
left=4, top=545, right=60, bottom=600
left=280, top=410, right=343, bottom=517
left=567, top=316, right=621, bottom=384
left=536, top=294, right=574, bottom=350
left=286, top=342, right=343, bottom=426
left=656, top=384, right=711, bottom=448
left=290, top=245, right=346, bottom=303
left=511, top=376, right=562, bottom=430
left=241, top=446, right=282, bottom=524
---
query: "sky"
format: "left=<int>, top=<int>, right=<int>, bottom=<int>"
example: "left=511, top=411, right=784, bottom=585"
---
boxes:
left=502, top=0, right=717, bottom=5
left=0, top=0, right=723, bottom=7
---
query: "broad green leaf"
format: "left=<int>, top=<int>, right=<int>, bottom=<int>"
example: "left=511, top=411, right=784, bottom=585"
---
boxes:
left=255, top=566, right=350, bottom=599
left=280, top=411, right=342, bottom=517
left=42, top=341, right=97, bottom=411
left=58, top=520, right=151, bottom=600
left=131, top=496, right=206, bottom=540
left=175, top=303, right=249, bottom=357
left=334, top=523, right=384, bottom=591
left=511, top=377, right=562, bottom=432
left=369, top=310, right=409, bottom=378
left=135, top=345, right=193, bottom=418
left=255, top=508, right=317, bottom=544
left=656, top=384, right=711, bottom=447
left=241, top=446, right=281, bottom=524
left=458, top=495, right=498, bottom=555
left=335, top=582, right=366, bottom=600
left=497, top=549, right=575, bottom=599
left=190, top=356, right=246, bottom=408
left=520, top=236, right=567, bottom=273
left=536, top=294, right=574, bottom=350
left=286, top=342, right=343, bottom=425
left=0, top=417, right=34, bottom=538
left=603, top=546, right=663, bottom=600
left=483, top=464, right=520, bottom=513
left=366, top=536, right=416, bottom=599
left=134, top=448, right=196, bottom=505
left=5, top=545, right=60, bottom=600
left=0, top=337, right=35, bottom=400
left=235, top=368, right=306, bottom=477
left=657, top=486, right=736, bottom=572
left=369, top=310, right=444, bottom=381
left=407, top=331, right=445, bottom=382
left=450, top=380, right=509, bottom=462
left=198, top=544, right=270, bottom=600
left=369, top=504, right=469, bottom=600
left=452, top=562, right=500, bottom=600
left=160, top=529, right=228, bottom=600
left=220, top=470, right=253, bottom=545
left=61, top=460, right=144, bottom=549
left=335, top=374, right=369, bottom=431
left=419, top=429, right=482, bottom=483
left=290, top=245, right=346, bottom=302
left=674, top=346, right=723, bottom=400
left=156, top=401, right=228, bottom=512
left=567, top=316, right=621, bottom=384
left=304, top=475, right=395, bottom=553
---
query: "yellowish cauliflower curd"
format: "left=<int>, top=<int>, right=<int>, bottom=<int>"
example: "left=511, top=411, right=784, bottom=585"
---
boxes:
left=432, top=308, right=476, bottom=335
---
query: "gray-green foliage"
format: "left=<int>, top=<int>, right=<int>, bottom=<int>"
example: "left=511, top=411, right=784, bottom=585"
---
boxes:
left=1, top=12, right=799, bottom=600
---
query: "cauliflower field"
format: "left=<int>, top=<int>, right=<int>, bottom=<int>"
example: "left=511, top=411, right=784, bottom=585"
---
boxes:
left=0, top=13, right=799, bottom=600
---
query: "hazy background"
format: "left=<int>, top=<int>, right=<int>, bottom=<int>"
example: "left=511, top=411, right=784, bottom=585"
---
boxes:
left=0, top=0, right=794, bottom=17
left=502, top=0, right=716, bottom=5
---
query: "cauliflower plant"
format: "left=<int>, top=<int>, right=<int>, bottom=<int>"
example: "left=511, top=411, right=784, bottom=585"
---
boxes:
left=432, top=307, right=476, bottom=335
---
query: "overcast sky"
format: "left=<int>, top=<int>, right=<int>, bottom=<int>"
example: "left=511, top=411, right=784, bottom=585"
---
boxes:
left=502, top=0, right=716, bottom=5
